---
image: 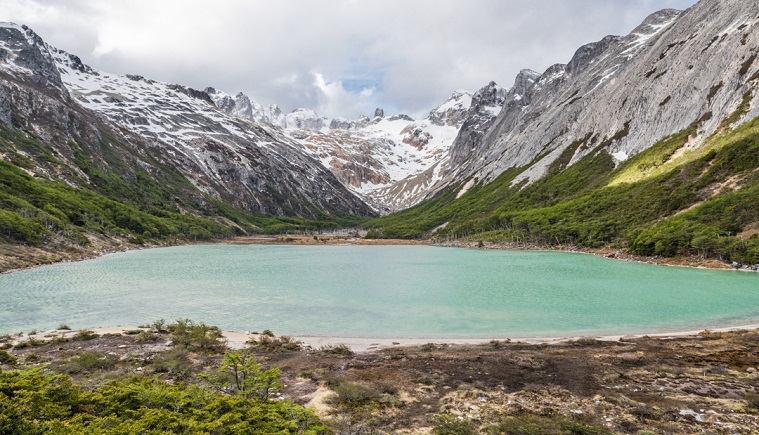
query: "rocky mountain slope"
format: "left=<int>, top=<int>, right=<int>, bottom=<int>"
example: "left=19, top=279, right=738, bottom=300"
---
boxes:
left=207, top=86, right=506, bottom=213
left=0, top=22, right=377, bottom=270
left=0, top=22, right=373, bottom=220
left=50, top=49, right=371, bottom=219
left=434, top=1, right=759, bottom=195
left=367, top=0, right=759, bottom=266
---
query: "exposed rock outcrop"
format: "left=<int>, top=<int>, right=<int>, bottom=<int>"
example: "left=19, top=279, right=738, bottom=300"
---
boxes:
left=434, top=1, right=759, bottom=194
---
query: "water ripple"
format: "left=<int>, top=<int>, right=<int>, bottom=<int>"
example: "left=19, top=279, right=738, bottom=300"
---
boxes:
left=1, top=245, right=757, bottom=337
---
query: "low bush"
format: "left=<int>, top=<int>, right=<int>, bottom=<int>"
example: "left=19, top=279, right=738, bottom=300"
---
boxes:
left=432, top=415, right=478, bottom=435
left=151, top=319, right=167, bottom=332
left=134, top=330, right=159, bottom=343
left=71, top=330, right=99, bottom=341
left=150, top=348, right=194, bottom=380
left=58, top=351, right=119, bottom=374
left=745, top=391, right=759, bottom=410
left=248, top=334, right=301, bottom=352
left=0, top=350, right=17, bottom=365
left=12, top=336, right=44, bottom=349
left=325, top=375, right=401, bottom=411
left=320, top=344, right=354, bottom=356
left=485, top=413, right=609, bottom=435
left=168, top=319, right=226, bottom=353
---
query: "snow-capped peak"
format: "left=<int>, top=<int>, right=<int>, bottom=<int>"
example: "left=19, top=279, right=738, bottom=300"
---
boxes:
left=428, top=89, right=473, bottom=127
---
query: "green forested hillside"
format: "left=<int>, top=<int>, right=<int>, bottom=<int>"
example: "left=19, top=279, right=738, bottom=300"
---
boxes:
left=0, top=123, right=363, bottom=254
left=366, top=116, right=759, bottom=264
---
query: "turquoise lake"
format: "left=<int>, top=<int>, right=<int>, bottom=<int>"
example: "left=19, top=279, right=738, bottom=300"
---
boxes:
left=1, top=245, right=758, bottom=337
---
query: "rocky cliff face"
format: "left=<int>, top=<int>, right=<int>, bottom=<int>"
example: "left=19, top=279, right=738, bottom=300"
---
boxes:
left=434, top=0, right=759, bottom=196
left=205, top=88, right=287, bottom=127
left=0, top=23, right=374, bottom=219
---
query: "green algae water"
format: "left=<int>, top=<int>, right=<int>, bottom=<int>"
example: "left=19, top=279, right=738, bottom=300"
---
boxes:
left=1, top=245, right=758, bottom=337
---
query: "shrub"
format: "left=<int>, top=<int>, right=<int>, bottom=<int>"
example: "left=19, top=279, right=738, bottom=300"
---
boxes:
left=248, top=334, right=301, bottom=352
left=329, top=381, right=380, bottom=408
left=72, top=330, right=99, bottom=341
left=49, top=336, right=69, bottom=344
left=208, top=350, right=282, bottom=401
left=168, top=319, right=226, bottom=353
left=325, top=376, right=400, bottom=410
left=59, top=351, right=119, bottom=374
left=13, top=336, right=44, bottom=349
left=150, top=348, right=194, bottom=380
left=320, top=344, right=354, bottom=356
left=151, top=319, right=167, bottom=332
left=745, top=391, right=759, bottom=410
left=0, top=350, right=17, bottom=365
left=432, top=415, right=478, bottom=435
left=134, top=330, right=159, bottom=343
left=485, top=413, right=609, bottom=435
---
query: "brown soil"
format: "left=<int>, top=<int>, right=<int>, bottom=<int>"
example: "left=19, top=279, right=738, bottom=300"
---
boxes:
left=4, top=328, right=759, bottom=433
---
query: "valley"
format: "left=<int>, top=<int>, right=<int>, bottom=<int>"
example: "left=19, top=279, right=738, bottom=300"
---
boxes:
left=2, top=0, right=759, bottom=432
left=2, top=0, right=758, bottom=272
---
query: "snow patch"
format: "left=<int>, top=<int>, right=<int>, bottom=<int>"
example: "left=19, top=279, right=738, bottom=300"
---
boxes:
left=622, top=15, right=678, bottom=57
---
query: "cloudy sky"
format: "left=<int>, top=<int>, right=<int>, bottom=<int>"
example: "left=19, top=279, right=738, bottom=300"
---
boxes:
left=5, top=0, right=698, bottom=119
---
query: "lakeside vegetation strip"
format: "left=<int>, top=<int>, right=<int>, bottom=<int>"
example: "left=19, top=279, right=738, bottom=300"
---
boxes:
left=9, top=321, right=759, bottom=353
left=3, top=320, right=759, bottom=433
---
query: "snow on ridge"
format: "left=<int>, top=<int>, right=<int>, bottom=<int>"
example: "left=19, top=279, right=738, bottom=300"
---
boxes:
left=50, top=47, right=273, bottom=156
left=0, top=22, right=24, bottom=31
left=622, top=14, right=679, bottom=56
left=433, top=90, right=473, bottom=113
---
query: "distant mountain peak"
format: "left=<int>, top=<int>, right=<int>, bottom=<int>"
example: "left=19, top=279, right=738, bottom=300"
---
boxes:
left=428, top=89, right=473, bottom=127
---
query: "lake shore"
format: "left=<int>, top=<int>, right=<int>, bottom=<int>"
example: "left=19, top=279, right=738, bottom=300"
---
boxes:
left=3, top=233, right=750, bottom=274
left=12, top=322, right=759, bottom=353
left=6, top=322, right=759, bottom=433
left=290, top=322, right=759, bottom=352
left=222, top=234, right=750, bottom=271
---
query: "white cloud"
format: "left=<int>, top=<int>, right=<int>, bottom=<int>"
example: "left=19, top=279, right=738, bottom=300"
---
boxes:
left=313, top=72, right=381, bottom=118
left=3, top=0, right=699, bottom=118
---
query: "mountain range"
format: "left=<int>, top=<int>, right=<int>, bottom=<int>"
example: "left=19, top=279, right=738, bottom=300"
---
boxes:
left=1, top=0, right=758, bottom=270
